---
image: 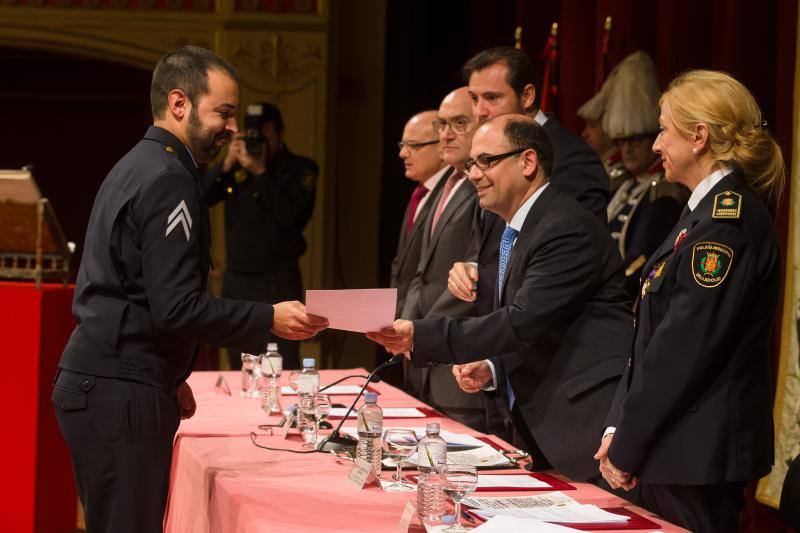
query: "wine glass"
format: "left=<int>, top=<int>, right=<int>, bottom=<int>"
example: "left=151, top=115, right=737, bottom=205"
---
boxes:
left=298, top=394, right=317, bottom=447
left=314, top=393, right=332, bottom=436
left=382, top=429, right=418, bottom=490
left=442, top=465, right=478, bottom=532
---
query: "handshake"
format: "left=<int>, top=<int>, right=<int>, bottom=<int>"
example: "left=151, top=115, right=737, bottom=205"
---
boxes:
left=272, top=301, right=329, bottom=340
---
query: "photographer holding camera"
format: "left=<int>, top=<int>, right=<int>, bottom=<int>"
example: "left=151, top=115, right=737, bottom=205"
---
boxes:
left=205, top=102, right=318, bottom=370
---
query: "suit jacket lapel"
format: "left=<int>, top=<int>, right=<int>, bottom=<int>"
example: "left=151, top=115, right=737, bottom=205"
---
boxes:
left=396, top=201, right=413, bottom=254
left=496, top=185, right=554, bottom=305
left=429, top=178, right=472, bottom=244
left=418, top=168, right=467, bottom=272
left=396, top=189, right=436, bottom=273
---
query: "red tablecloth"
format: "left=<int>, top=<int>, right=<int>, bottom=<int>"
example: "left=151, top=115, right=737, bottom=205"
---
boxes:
left=165, top=370, right=686, bottom=533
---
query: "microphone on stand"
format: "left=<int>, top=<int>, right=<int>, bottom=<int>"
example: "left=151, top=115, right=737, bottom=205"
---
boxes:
left=316, top=354, right=404, bottom=453
left=319, top=374, right=382, bottom=392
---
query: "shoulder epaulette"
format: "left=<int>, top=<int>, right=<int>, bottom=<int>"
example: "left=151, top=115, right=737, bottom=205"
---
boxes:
left=711, top=191, right=742, bottom=220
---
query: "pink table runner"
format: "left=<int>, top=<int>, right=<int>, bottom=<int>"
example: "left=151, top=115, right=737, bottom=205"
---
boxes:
left=165, top=370, right=686, bottom=533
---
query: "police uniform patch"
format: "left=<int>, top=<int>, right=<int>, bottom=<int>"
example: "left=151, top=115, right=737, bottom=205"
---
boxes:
left=301, top=169, right=316, bottom=192
left=691, top=241, right=733, bottom=288
left=712, top=191, right=742, bottom=219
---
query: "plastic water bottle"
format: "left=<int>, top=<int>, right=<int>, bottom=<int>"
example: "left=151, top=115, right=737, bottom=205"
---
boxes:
left=416, top=422, right=447, bottom=521
left=296, top=359, right=320, bottom=437
left=296, top=358, right=320, bottom=396
left=355, top=392, right=383, bottom=476
left=241, top=352, right=262, bottom=398
left=260, top=343, right=283, bottom=414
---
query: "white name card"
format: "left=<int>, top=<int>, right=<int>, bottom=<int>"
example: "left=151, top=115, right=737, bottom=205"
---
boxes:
left=397, top=500, right=416, bottom=532
left=347, top=458, right=380, bottom=489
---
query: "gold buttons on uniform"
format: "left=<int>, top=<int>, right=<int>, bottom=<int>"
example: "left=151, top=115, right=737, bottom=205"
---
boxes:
left=165, top=146, right=175, bottom=153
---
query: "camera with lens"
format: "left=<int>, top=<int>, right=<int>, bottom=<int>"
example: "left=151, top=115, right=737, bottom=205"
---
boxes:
left=244, top=104, right=267, bottom=156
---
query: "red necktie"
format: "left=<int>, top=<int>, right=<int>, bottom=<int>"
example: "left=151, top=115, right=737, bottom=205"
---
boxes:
left=430, top=171, right=464, bottom=236
left=405, top=184, right=429, bottom=235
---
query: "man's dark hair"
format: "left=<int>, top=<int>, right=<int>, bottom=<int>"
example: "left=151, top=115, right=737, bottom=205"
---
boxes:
left=248, top=102, right=284, bottom=133
left=504, top=118, right=554, bottom=179
left=462, top=47, right=541, bottom=100
left=150, top=46, right=240, bottom=120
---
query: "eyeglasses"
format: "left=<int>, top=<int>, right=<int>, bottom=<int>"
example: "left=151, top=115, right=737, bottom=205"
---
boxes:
left=464, top=148, right=526, bottom=172
left=615, top=134, right=655, bottom=148
left=397, top=139, right=439, bottom=151
left=432, top=117, right=474, bottom=135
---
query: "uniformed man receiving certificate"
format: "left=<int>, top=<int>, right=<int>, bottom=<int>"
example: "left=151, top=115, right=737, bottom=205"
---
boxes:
left=52, top=46, right=328, bottom=532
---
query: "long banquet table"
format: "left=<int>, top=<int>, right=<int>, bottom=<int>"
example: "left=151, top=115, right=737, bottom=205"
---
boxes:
left=164, top=370, right=686, bottom=532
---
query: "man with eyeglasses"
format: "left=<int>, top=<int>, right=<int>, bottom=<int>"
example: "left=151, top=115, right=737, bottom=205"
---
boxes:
left=369, top=114, right=631, bottom=483
left=399, top=88, right=487, bottom=431
left=391, top=110, right=447, bottom=317
left=445, top=46, right=611, bottom=445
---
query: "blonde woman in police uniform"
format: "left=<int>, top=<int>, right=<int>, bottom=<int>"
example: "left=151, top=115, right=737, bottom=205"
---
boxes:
left=595, top=70, right=785, bottom=533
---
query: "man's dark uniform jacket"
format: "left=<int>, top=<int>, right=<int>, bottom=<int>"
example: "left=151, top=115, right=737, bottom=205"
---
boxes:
left=59, top=126, right=273, bottom=392
left=412, top=185, right=632, bottom=480
left=204, top=144, right=317, bottom=273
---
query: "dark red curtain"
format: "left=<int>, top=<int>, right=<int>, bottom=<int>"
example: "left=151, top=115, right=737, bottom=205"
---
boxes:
left=508, top=1, right=796, bottom=530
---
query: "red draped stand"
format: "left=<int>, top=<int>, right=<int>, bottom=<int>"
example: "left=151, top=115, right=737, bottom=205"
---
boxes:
left=0, top=281, right=76, bottom=532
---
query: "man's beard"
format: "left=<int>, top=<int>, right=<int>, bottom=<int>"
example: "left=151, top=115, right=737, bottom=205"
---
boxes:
left=186, top=106, right=230, bottom=163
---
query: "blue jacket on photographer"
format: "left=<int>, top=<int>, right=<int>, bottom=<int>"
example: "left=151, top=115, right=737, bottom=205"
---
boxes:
left=204, top=103, right=318, bottom=369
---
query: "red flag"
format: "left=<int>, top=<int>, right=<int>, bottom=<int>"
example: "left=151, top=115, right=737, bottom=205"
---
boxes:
left=596, top=16, right=613, bottom=92
left=539, top=22, right=559, bottom=113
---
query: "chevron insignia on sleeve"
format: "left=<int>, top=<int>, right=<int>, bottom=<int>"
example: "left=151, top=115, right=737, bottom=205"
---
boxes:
left=166, top=200, right=193, bottom=242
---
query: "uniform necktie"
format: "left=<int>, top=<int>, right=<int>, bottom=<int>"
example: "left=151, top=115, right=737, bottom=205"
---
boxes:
left=498, top=225, right=519, bottom=409
left=430, top=171, right=464, bottom=236
left=405, top=183, right=429, bottom=235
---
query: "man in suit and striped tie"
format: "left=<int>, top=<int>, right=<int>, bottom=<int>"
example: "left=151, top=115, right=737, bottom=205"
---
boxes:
left=391, top=110, right=447, bottom=317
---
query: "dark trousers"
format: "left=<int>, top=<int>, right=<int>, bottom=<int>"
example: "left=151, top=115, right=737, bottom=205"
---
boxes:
left=52, top=369, right=179, bottom=533
left=637, top=481, right=746, bottom=533
left=223, top=267, right=302, bottom=369
left=510, top=403, right=554, bottom=471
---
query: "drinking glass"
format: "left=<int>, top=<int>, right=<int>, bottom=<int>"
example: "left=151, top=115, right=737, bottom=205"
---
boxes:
left=382, top=429, right=418, bottom=490
left=298, top=394, right=317, bottom=447
left=314, top=393, right=332, bottom=436
left=442, top=465, right=478, bottom=532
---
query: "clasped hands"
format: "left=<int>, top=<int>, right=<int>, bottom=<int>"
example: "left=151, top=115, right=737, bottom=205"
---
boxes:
left=594, top=434, right=638, bottom=491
